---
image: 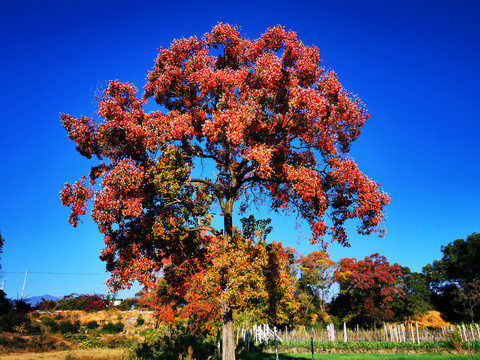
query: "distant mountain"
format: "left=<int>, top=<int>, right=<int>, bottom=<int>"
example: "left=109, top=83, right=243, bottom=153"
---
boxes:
left=24, top=295, right=58, bottom=306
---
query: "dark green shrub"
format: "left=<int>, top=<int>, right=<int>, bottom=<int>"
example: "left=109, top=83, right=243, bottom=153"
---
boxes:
left=13, top=299, right=32, bottom=313
left=39, top=316, right=59, bottom=333
left=447, top=329, right=462, bottom=352
left=0, top=290, right=12, bottom=315
left=0, top=312, right=30, bottom=332
left=26, top=323, right=42, bottom=334
left=101, top=322, right=124, bottom=334
left=135, top=316, right=145, bottom=327
left=86, top=320, right=99, bottom=330
left=59, top=320, right=80, bottom=334
left=131, top=332, right=216, bottom=360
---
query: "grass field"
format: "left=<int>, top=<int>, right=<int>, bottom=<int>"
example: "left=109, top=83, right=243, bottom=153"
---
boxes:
left=237, top=353, right=480, bottom=360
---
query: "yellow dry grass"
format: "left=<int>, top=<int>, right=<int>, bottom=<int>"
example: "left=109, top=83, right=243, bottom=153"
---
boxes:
left=0, top=348, right=124, bottom=360
left=36, top=309, right=156, bottom=333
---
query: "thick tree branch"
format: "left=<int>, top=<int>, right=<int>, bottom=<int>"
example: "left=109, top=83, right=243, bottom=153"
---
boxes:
left=190, top=178, right=225, bottom=209
left=186, top=225, right=221, bottom=237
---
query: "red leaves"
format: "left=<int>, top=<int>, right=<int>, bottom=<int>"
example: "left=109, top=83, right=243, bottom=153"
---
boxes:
left=335, top=253, right=403, bottom=323
left=61, top=114, right=100, bottom=159
left=60, top=176, right=93, bottom=227
left=61, top=24, right=389, bottom=334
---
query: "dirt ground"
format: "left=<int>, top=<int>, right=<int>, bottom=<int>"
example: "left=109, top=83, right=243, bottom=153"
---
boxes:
left=0, top=348, right=125, bottom=360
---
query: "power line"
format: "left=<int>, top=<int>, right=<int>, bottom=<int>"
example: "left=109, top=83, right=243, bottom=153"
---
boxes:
left=0, top=271, right=107, bottom=276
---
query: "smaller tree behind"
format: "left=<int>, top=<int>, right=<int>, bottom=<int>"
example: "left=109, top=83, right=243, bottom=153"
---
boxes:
left=297, top=251, right=335, bottom=322
left=332, top=253, right=403, bottom=327
left=391, top=267, right=431, bottom=322
left=423, top=232, right=480, bottom=323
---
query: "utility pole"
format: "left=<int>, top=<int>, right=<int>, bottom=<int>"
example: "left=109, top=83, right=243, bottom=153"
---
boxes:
left=0, top=279, right=5, bottom=290
left=21, top=271, right=28, bottom=299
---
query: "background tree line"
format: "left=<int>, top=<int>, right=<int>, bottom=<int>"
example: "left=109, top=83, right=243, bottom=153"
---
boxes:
left=287, top=232, right=480, bottom=328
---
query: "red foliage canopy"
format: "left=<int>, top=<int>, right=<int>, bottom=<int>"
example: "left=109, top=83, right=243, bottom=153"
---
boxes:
left=60, top=23, right=389, bottom=357
left=335, top=253, right=403, bottom=323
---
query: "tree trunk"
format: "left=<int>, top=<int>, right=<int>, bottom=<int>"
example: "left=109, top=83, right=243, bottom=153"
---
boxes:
left=222, top=304, right=235, bottom=360
left=221, top=198, right=235, bottom=360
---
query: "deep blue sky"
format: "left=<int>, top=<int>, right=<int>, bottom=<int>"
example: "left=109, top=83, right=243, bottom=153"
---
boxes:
left=1, top=0, right=479, bottom=300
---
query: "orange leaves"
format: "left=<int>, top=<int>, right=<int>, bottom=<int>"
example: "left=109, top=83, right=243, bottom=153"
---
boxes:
left=246, top=144, right=274, bottom=177
left=327, top=157, right=390, bottom=241
left=282, top=164, right=322, bottom=200
left=91, top=159, right=145, bottom=225
left=59, top=176, right=93, bottom=227
left=166, top=111, right=194, bottom=140
left=61, top=114, right=100, bottom=159
left=252, top=53, right=283, bottom=94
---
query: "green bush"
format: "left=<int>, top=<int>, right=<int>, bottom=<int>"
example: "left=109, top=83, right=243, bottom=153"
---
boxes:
left=135, top=315, right=145, bottom=327
left=130, top=331, right=217, bottom=360
left=101, top=322, right=124, bottom=334
left=86, top=320, right=99, bottom=330
left=39, top=316, right=59, bottom=333
left=139, top=328, right=156, bottom=336
left=446, top=329, right=462, bottom=352
left=0, top=312, right=30, bottom=332
left=59, top=320, right=81, bottom=334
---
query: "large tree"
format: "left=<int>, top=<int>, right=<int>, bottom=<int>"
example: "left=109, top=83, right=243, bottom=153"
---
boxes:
left=332, top=253, right=403, bottom=326
left=61, top=24, right=389, bottom=360
left=423, top=232, right=480, bottom=322
left=391, top=267, right=431, bottom=322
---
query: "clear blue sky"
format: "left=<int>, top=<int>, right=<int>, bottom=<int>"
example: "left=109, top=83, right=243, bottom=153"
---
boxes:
left=1, top=0, right=479, bottom=300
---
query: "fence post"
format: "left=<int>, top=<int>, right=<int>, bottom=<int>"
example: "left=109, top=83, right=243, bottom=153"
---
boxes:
left=344, top=322, right=347, bottom=342
left=462, top=324, right=468, bottom=342
left=274, top=327, right=279, bottom=360
left=416, top=322, right=420, bottom=344
left=311, top=335, right=314, bottom=360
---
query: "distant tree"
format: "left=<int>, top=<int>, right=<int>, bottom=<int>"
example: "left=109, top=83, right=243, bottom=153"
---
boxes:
left=297, top=251, right=336, bottom=320
left=423, top=232, right=480, bottom=322
left=459, top=279, right=480, bottom=323
left=60, top=24, right=389, bottom=359
left=391, top=267, right=431, bottom=322
left=332, top=253, right=403, bottom=327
